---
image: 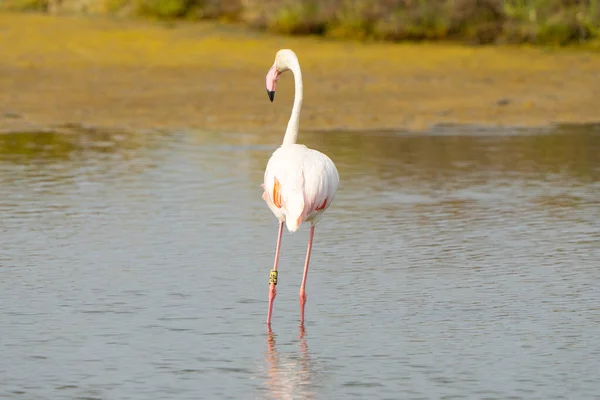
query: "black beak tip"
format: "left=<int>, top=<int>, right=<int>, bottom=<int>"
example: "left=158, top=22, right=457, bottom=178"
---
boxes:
left=267, top=90, right=275, bottom=102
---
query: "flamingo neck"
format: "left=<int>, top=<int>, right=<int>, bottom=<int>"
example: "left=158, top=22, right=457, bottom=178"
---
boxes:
left=282, top=61, right=303, bottom=146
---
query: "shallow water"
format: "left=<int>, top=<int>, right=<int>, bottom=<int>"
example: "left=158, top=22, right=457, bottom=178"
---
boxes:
left=1, top=125, right=599, bottom=400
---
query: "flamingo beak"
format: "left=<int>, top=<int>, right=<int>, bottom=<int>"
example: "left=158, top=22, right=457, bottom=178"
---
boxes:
left=265, top=65, right=279, bottom=102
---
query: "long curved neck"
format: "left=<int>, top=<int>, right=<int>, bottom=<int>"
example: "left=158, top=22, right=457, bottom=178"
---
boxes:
left=282, top=61, right=303, bottom=146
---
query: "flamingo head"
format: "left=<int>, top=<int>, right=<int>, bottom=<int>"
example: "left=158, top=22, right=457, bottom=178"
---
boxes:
left=266, top=49, right=298, bottom=102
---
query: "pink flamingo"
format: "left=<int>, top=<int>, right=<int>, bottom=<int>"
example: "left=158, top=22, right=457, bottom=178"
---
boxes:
left=262, top=49, right=340, bottom=326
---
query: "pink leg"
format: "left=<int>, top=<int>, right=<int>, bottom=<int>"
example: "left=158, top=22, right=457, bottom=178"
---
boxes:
left=267, top=221, right=284, bottom=326
left=299, top=225, right=315, bottom=325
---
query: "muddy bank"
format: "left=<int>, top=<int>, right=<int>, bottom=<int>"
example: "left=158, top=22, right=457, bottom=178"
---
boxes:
left=1, top=13, right=599, bottom=134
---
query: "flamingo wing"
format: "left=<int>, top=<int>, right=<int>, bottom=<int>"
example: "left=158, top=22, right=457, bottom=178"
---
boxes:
left=263, top=144, right=339, bottom=232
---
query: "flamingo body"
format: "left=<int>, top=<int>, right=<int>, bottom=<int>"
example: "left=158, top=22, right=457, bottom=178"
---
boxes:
left=263, top=144, right=339, bottom=233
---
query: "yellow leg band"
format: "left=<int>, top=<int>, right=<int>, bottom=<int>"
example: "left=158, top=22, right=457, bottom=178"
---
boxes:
left=269, top=270, right=278, bottom=285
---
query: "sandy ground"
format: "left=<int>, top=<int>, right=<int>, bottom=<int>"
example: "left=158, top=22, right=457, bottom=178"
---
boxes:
left=1, top=12, right=599, bottom=134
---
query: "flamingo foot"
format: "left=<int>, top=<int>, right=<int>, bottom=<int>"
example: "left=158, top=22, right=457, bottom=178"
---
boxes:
left=299, top=287, right=307, bottom=324
left=299, top=323, right=306, bottom=339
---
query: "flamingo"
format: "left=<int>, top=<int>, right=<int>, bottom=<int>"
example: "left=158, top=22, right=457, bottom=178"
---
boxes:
left=262, top=49, right=340, bottom=326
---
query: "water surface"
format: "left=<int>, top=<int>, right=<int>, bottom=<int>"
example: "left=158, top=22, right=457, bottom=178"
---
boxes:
left=1, top=125, right=599, bottom=399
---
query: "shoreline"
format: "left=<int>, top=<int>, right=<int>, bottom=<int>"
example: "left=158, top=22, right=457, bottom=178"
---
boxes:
left=1, top=13, right=600, bottom=135
left=2, top=120, right=598, bottom=138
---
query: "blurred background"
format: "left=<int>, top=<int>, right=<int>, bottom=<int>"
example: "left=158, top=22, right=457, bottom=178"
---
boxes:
left=1, top=2, right=599, bottom=400
left=2, top=0, right=600, bottom=45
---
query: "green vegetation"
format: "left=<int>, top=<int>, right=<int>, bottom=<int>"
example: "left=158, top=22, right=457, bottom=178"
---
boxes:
left=1, top=0, right=598, bottom=45
left=1, top=0, right=48, bottom=11
left=250, top=0, right=600, bottom=45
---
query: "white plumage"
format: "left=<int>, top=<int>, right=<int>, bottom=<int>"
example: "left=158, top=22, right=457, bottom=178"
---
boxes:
left=263, top=144, right=339, bottom=232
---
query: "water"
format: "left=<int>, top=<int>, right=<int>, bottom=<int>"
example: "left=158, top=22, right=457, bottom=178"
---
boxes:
left=1, top=125, right=599, bottom=400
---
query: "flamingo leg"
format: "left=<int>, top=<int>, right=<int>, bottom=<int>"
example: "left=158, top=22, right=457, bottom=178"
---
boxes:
left=299, top=225, right=315, bottom=325
left=267, top=221, right=284, bottom=326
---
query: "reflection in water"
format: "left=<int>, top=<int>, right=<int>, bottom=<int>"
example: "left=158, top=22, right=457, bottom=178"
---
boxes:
left=0, top=128, right=165, bottom=190
left=1, top=125, right=599, bottom=400
left=237, top=125, right=600, bottom=219
left=264, top=325, right=315, bottom=400
left=0, top=127, right=164, bottom=163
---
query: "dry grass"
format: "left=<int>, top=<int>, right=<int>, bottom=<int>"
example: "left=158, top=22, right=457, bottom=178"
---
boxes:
left=0, top=12, right=599, bottom=134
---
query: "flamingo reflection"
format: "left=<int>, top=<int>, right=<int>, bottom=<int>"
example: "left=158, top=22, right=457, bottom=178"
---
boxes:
left=263, top=325, right=316, bottom=400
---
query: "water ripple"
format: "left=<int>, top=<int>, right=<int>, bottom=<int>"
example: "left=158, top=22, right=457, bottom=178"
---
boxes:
left=0, top=127, right=599, bottom=399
